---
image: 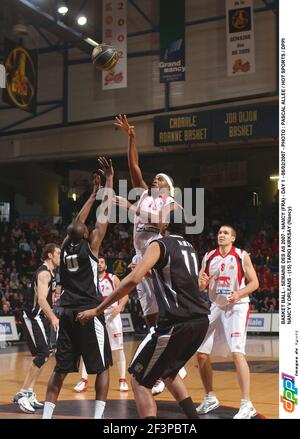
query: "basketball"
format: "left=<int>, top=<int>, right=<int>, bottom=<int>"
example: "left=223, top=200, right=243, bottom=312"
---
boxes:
left=91, top=43, right=119, bottom=71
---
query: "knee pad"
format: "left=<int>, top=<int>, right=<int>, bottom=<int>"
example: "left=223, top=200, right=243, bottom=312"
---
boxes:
left=33, top=353, right=49, bottom=368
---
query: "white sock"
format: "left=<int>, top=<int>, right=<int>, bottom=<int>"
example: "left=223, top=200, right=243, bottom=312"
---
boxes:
left=115, top=349, right=126, bottom=380
left=241, top=399, right=250, bottom=405
left=94, top=400, right=106, bottom=419
left=42, top=402, right=56, bottom=419
left=81, top=360, right=88, bottom=380
left=178, top=367, right=187, bottom=379
left=207, top=392, right=216, bottom=398
left=21, top=388, right=33, bottom=394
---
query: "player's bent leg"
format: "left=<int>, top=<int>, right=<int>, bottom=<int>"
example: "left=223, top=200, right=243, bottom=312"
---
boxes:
left=131, top=376, right=157, bottom=419
left=164, top=373, right=198, bottom=419
left=142, top=312, right=166, bottom=396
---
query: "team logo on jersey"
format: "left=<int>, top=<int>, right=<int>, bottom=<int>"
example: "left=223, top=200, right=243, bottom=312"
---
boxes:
left=134, top=362, right=144, bottom=373
left=229, top=265, right=235, bottom=270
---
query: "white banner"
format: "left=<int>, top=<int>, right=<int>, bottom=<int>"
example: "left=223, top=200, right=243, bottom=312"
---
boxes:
left=279, top=0, right=300, bottom=419
left=102, top=0, right=127, bottom=90
left=247, top=313, right=272, bottom=333
left=226, top=0, right=255, bottom=76
left=0, top=316, right=19, bottom=342
left=121, top=313, right=134, bottom=333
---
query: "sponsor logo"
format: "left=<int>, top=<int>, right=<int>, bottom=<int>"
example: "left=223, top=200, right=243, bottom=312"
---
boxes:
left=104, top=70, right=124, bottom=85
left=248, top=317, right=264, bottom=328
left=229, top=265, right=235, bottom=270
left=134, top=362, right=144, bottom=373
left=0, top=323, right=13, bottom=335
left=281, top=373, right=298, bottom=413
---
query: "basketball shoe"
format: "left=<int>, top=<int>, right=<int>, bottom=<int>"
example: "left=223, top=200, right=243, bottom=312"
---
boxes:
left=152, top=380, right=165, bottom=396
left=74, top=378, right=88, bottom=392
left=233, top=400, right=256, bottom=419
left=119, top=378, right=129, bottom=391
left=196, top=394, right=219, bottom=414
left=13, top=392, right=35, bottom=414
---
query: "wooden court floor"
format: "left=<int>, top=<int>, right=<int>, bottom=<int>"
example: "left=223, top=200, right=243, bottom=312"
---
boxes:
left=0, top=336, right=278, bottom=419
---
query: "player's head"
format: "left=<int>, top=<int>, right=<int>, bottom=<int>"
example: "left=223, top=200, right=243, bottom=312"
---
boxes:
left=98, top=255, right=107, bottom=274
left=41, top=243, right=61, bottom=268
left=218, top=225, right=236, bottom=247
left=151, top=173, right=175, bottom=197
left=67, top=220, right=89, bottom=242
left=162, top=208, right=186, bottom=236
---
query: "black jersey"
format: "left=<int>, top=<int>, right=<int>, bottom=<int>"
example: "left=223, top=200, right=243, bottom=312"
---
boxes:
left=23, top=264, right=56, bottom=319
left=151, top=235, right=210, bottom=324
left=60, top=238, right=102, bottom=311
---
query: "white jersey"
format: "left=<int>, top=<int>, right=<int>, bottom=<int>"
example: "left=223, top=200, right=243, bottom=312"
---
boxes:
left=99, top=273, right=117, bottom=314
left=204, top=246, right=248, bottom=308
left=133, top=190, right=174, bottom=257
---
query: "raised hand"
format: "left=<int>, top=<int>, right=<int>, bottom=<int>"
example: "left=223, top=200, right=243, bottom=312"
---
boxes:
left=92, top=173, right=101, bottom=196
left=114, top=114, right=135, bottom=137
left=98, top=157, right=114, bottom=179
left=112, top=195, right=131, bottom=210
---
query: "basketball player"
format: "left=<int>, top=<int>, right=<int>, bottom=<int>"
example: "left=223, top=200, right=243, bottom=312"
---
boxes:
left=196, top=225, right=259, bottom=419
left=42, top=157, right=114, bottom=420
left=77, top=211, right=210, bottom=419
left=74, top=255, right=129, bottom=393
left=114, top=114, right=186, bottom=396
left=13, top=243, right=61, bottom=414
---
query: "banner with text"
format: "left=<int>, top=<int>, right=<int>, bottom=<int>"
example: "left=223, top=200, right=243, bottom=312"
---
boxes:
left=102, top=0, right=127, bottom=90
left=154, top=104, right=278, bottom=146
left=160, top=0, right=185, bottom=82
left=226, top=0, right=255, bottom=76
left=279, top=2, right=300, bottom=419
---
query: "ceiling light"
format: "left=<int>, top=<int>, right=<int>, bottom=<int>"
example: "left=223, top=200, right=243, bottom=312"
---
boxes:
left=58, top=6, right=68, bottom=15
left=77, top=15, right=87, bottom=26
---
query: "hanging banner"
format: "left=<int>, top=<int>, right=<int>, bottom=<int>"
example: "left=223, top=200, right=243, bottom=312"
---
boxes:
left=102, top=0, right=127, bottom=90
left=2, top=39, right=38, bottom=113
left=160, top=0, right=185, bottom=83
left=154, top=104, right=278, bottom=146
left=226, top=0, right=255, bottom=76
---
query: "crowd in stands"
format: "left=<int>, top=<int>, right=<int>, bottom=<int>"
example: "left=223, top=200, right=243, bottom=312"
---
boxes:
left=0, top=216, right=279, bottom=340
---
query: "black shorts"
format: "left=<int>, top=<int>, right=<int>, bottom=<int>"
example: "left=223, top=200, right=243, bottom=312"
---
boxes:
left=128, top=317, right=209, bottom=388
left=22, top=311, right=50, bottom=360
left=54, top=308, right=112, bottom=374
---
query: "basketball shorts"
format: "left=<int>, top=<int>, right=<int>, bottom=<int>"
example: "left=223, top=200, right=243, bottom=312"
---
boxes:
left=55, top=308, right=112, bottom=374
left=22, top=311, right=50, bottom=361
left=197, top=302, right=251, bottom=356
left=128, top=317, right=209, bottom=388
left=133, top=254, right=158, bottom=317
left=105, top=312, right=123, bottom=351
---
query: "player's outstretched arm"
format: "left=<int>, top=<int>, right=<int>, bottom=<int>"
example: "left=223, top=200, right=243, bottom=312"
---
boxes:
left=37, top=271, right=59, bottom=331
left=76, top=242, right=161, bottom=325
left=114, top=114, right=148, bottom=190
left=90, top=157, right=114, bottom=257
left=75, top=173, right=101, bottom=224
left=227, top=252, right=259, bottom=304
